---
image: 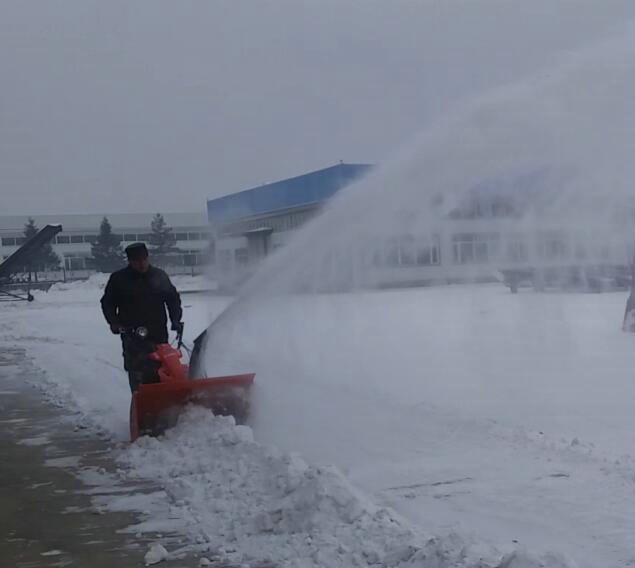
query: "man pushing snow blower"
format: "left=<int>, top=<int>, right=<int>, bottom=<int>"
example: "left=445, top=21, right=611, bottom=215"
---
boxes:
left=100, top=242, right=255, bottom=440
left=100, top=242, right=183, bottom=393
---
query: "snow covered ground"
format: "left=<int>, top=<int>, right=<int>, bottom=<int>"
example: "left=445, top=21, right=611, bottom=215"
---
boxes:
left=2, top=276, right=635, bottom=566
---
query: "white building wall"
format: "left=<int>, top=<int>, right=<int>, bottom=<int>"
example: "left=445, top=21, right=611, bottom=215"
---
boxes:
left=212, top=211, right=631, bottom=291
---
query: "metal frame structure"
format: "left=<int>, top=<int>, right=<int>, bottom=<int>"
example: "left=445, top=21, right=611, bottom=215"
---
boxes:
left=0, top=224, right=63, bottom=302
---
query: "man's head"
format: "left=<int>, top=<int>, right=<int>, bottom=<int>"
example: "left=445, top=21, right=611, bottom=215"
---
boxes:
left=125, top=243, right=150, bottom=273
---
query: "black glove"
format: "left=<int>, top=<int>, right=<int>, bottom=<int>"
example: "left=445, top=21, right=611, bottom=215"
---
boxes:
left=171, top=321, right=184, bottom=336
left=109, top=323, right=122, bottom=335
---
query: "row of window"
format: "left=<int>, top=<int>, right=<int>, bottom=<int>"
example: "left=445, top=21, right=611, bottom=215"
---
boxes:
left=451, top=233, right=614, bottom=265
left=0, top=231, right=211, bottom=247
left=218, top=238, right=443, bottom=270
left=379, top=236, right=441, bottom=267
left=62, top=252, right=207, bottom=270
left=1, top=237, right=27, bottom=246
left=3, top=251, right=208, bottom=270
left=217, top=248, right=249, bottom=270
left=221, top=211, right=314, bottom=236
left=452, top=233, right=500, bottom=265
left=216, top=233, right=618, bottom=270
left=448, top=198, right=518, bottom=220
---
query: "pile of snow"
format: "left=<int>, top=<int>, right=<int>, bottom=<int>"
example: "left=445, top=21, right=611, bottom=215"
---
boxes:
left=168, top=274, right=218, bottom=293
left=47, top=273, right=109, bottom=293
left=45, top=272, right=216, bottom=296
left=116, top=407, right=576, bottom=568
left=144, top=542, right=169, bottom=566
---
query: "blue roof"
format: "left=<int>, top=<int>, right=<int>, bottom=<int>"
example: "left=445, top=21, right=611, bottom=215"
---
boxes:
left=207, top=163, right=372, bottom=224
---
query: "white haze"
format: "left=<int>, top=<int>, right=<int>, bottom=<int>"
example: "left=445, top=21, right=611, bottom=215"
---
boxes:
left=208, top=24, right=635, bottom=303
left=200, top=24, right=635, bottom=380
left=197, top=24, right=635, bottom=563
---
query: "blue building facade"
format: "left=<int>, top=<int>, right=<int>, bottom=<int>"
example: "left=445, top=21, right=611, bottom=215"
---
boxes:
left=207, top=163, right=372, bottom=225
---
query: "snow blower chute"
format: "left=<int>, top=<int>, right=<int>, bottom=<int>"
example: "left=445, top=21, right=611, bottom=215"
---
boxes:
left=127, top=326, right=254, bottom=441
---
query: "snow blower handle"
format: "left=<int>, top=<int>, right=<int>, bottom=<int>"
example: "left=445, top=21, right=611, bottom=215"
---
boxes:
left=172, top=321, right=184, bottom=348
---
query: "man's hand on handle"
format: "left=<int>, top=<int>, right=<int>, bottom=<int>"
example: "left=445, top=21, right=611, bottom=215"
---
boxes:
left=171, top=321, right=184, bottom=346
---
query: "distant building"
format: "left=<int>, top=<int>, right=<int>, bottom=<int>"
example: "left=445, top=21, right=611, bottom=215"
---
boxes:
left=207, top=164, right=631, bottom=291
left=208, top=163, right=372, bottom=287
left=0, top=212, right=211, bottom=275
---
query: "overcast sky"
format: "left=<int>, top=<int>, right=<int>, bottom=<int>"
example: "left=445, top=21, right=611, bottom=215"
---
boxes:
left=1, top=0, right=633, bottom=215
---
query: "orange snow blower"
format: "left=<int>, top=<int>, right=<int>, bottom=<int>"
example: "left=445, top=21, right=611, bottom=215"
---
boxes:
left=126, top=326, right=254, bottom=441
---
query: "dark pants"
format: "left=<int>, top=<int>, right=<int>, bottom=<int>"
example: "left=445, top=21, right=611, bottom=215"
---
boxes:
left=127, top=370, right=144, bottom=393
left=121, top=335, right=161, bottom=393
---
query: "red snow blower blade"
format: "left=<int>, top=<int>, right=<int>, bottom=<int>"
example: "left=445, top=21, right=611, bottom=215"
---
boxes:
left=126, top=326, right=254, bottom=441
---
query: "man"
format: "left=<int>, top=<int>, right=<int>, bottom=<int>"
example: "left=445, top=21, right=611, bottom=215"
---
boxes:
left=624, top=291, right=635, bottom=331
left=101, top=242, right=183, bottom=392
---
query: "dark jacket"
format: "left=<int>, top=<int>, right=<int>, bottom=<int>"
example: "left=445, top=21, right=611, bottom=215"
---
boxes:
left=100, top=265, right=182, bottom=343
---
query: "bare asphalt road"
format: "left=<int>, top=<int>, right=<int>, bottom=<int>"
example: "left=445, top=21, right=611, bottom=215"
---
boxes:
left=0, top=345, right=201, bottom=568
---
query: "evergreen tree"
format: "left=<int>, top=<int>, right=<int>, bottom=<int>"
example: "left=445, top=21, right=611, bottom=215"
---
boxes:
left=23, top=218, right=61, bottom=279
left=149, top=213, right=178, bottom=255
left=91, top=217, right=124, bottom=273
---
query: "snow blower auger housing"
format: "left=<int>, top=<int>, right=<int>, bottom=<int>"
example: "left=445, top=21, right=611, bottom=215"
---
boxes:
left=126, top=326, right=254, bottom=441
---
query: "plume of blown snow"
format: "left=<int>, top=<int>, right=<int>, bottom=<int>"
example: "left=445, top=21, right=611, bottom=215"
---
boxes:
left=230, top=23, right=635, bottom=298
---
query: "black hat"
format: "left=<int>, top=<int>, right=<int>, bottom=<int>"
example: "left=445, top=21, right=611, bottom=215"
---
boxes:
left=125, top=242, right=149, bottom=259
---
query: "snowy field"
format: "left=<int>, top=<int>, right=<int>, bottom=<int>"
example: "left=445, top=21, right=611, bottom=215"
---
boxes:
left=2, top=276, right=635, bottom=567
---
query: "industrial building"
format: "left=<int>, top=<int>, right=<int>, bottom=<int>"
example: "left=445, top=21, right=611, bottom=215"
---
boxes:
left=0, top=212, right=211, bottom=277
left=207, top=163, right=630, bottom=291
left=207, top=163, right=371, bottom=287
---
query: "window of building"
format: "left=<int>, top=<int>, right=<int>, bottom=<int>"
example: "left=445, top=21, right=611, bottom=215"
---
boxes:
left=175, top=233, right=188, bottom=241
left=183, top=253, right=201, bottom=266
left=138, top=233, right=152, bottom=242
left=124, top=233, right=137, bottom=242
left=200, top=232, right=210, bottom=239
left=416, top=236, right=441, bottom=265
left=1, top=237, right=16, bottom=246
left=234, top=248, right=248, bottom=266
left=70, top=235, right=84, bottom=243
left=188, top=232, right=201, bottom=241
left=385, top=239, right=400, bottom=266
left=57, top=235, right=70, bottom=244
left=63, top=254, right=89, bottom=270
left=453, top=233, right=500, bottom=264
left=398, top=236, right=416, bottom=266
left=382, top=235, right=440, bottom=267
left=536, top=233, right=567, bottom=260
left=507, top=240, right=529, bottom=262
left=219, top=250, right=232, bottom=270
left=84, top=234, right=97, bottom=244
